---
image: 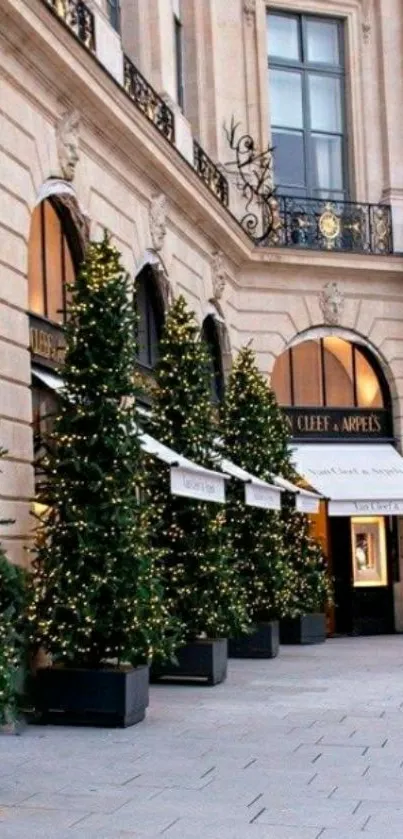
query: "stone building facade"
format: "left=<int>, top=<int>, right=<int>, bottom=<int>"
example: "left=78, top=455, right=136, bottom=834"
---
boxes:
left=2, top=0, right=403, bottom=634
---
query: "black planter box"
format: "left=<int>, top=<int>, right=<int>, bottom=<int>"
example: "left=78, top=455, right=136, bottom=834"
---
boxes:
left=34, top=664, right=149, bottom=727
left=229, top=621, right=279, bottom=659
left=151, top=638, right=227, bottom=686
left=280, top=613, right=326, bottom=645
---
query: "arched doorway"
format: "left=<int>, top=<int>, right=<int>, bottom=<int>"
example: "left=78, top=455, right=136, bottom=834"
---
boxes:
left=271, top=335, right=399, bottom=636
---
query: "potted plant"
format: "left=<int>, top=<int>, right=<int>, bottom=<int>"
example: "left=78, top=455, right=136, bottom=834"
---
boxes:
left=220, top=347, right=293, bottom=659
left=29, top=234, right=176, bottom=726
left=148, top=297, right=248, bottom=684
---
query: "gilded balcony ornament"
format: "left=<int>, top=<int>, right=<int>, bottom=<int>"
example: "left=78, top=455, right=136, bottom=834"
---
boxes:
left=319, top=204, right=341, bottom=248
left=123, top=55, right=175, bottom=143
left=223, top=116, right=278, bottom=243
left=45, top=0, right=95, bottom=52
left=372, top=206, right=392, bottom=253
left=193, top=141, right=229, bottom=208
left=55, top=0, right=67, bottom=18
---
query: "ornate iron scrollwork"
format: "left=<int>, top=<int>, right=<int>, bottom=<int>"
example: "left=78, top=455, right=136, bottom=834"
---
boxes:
left=193, top=141, right=229, bottom=208
left=223, top=117, right=277, bottom=243
left=222, top=118, right=393, bottom=254
left=44, top=0, right=95, bottom=51
left=123, top=56, right=175, bottom=143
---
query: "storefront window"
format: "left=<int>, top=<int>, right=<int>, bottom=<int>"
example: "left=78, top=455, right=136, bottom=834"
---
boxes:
left=351, top=516, right=387, bottom=587
left=271, top=337, right=385, bottom=410
left=323, top=336, right=354, bottom=407
left=292, top=340, right=322, bottom=406
left=28, top=200, right=75, bottom=324
left=32, top=385, right=59, bottom=459
left=355, top=348, right=383, bottom=408
left=135, top=268, right=163, bottom=369
left=202, top=315, right=224, bottom=404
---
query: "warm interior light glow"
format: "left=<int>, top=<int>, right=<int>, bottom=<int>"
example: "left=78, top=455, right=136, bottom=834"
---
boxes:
left=351, top=516, right=387, bottom=587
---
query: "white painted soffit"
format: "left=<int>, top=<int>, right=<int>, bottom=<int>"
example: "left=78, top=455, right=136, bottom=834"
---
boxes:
left=292, top=443, right=403, bottom=517
left=31, top=366, right=64, bottom=392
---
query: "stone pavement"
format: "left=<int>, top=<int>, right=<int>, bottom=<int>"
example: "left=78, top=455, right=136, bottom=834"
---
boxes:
left=1, top=636, right=403, bottom=839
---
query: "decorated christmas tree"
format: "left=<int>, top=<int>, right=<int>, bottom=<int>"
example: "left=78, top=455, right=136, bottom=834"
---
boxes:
left=0, top=448, right=26, bottom=724
left=280, top=497, right=331, bottom=618
left=28, top=233, right=176, bottom=669
left=220, top=346, right=291, bottom=624
left=148, top=296, right=248, bottom=641
left=221, top=346, right=331, bottom=623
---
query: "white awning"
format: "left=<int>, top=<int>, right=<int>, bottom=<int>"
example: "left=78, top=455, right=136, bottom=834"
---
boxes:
left=32, top=367, right=64, bottom=392
left=292, top=443, right=403, bottom=517
left=140, top=432, right=227, bottom=503
left=272, top=475, right=321, bottom=514
left=219, top=458, right=283, bottom=511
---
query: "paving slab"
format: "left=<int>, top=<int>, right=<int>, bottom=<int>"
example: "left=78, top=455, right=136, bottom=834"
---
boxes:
left=1, top=636, right=403, bottom=838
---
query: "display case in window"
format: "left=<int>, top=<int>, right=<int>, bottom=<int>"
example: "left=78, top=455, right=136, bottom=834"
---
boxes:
left=351, top=516, right=387, bottom=587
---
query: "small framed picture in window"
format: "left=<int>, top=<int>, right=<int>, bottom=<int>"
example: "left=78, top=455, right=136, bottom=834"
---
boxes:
left=351, top=517, right=387, bottom=587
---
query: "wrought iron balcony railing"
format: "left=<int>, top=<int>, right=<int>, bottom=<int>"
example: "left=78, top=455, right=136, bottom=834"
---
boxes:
left=123, top=56, right=175, bottom=143
left=44, top=0, right=95, bottom=51
left=264, top=196, right=393, bottom=255
left=193, top=141, right=229, bottom=208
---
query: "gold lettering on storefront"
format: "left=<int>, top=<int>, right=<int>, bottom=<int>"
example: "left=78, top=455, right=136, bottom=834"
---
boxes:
left=30, top=328, right=66, bottom=364
left=297, top=414, right=331, bottom=434
left=287, top=410, right=385, bottom=438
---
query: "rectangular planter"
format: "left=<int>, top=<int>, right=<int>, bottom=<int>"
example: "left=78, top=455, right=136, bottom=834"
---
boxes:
left=280, top=613, right=326, bottom=645
left=34, top=664, right=149, bottom=727
left=229, top=621, right=279, bottom=659
left=151, top=638, right=227, bottom=686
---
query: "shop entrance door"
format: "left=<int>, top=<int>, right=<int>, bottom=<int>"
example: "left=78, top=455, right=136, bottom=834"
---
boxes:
left=330, top=516, right=395, bottom=635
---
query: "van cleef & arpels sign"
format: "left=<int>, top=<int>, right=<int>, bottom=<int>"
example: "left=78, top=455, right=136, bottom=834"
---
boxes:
left=285, top=407, right=390, bottom=441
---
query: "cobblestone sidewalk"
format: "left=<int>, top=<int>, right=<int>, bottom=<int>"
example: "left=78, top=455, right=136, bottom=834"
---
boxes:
left=1, top=636, right=403, bottom=838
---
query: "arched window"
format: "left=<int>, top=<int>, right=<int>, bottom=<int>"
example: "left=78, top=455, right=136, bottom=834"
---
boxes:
left=202, top=314, right=224, bottom=403
left=271, top=337, right=388, bottom=410
left=135, top=266, right=164, bottom=369
left=28, top=199, right=76, bottom=324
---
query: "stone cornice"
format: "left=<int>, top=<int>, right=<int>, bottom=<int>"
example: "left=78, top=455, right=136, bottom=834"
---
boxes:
left=2, top=0, right=403, bottom=279
left=2, top=0, right=253, bottom=265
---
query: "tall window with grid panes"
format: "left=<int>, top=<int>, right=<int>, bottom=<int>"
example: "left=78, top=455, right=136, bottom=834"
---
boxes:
left=267, top=12, right=347, bottom=201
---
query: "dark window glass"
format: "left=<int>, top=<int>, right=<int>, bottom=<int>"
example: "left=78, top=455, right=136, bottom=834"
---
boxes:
left=272, top=130, right=306, bottom=191
left=135, top=270, right=162, bottom=369
left=267, top=12, right=347, bottom=200
left=202, top=316, right=224, bottom=404
left=174, top=14, right=184, bottom=110
left=107, top=0, right=120, bottom=32
left=32, top=385, right=58, bottom=459
left=28, top=200, right=75, bottom=325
